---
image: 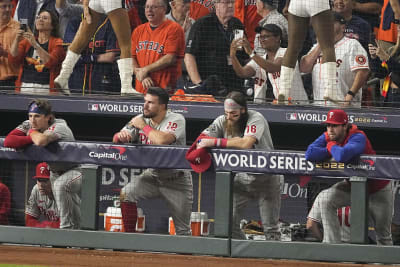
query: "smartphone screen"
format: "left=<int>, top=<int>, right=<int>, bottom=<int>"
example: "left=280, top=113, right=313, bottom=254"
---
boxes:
left=234, top=29, right=244, bottom=49
left=20, top=19, right=28, bottom=31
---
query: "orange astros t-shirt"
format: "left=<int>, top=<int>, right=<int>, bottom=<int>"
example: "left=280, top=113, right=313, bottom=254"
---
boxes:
left=131, top=20, right=185, bottom=93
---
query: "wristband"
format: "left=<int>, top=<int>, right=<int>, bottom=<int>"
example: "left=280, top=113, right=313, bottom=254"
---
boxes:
left=112, top=133, right=120, bottom=143
left=249, top=50, right=256, bottom=58
left=214, top=138, right=228, bottom=148
left=347, top=90, right=355, bottom=97
left=142, top=125, right=153, bottom=136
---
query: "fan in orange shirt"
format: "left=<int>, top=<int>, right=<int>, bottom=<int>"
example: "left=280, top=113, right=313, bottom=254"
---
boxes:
left=132, top=0, right=185, bottom=94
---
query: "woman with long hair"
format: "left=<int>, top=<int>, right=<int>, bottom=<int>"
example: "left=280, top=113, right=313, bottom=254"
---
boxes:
left=9, top=9, right=66, bottom=94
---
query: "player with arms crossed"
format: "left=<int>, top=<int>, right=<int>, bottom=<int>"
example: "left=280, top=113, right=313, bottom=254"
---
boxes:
left=4, top=99, right=82, bottom=229
left=112, top=87, right=193, bottom=234
left=278, top=0, right=337, bottom=104
left=25, top=162, right=60, bottom=228
left=305, top=109, right=393, bottom=244
left=54, top=0, right=139, bottom=95
left=193, top=91, right=282, bottom=240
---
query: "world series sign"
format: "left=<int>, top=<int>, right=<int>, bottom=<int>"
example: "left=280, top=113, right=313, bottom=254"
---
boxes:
left=0, top=139, right=399, bottom=180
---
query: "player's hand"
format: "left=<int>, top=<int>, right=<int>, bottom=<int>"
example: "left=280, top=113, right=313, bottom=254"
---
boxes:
left=22, top=27, right=36, bottom=47
left=342, top=94, right=352, bottom=107
left=129, top=115, right=146, bottom=130
left=142, top=77, right=154, bottom=90
left=117, top=130, right=132, bottom=143
left=375, top=41, right=390, bottom=61
left=135, top=67, right=149, bottom=82
left=368, top=44, right=377, bottom=59
left=83, top=5, right=92, bottom=24
left=196, top=138, right=215, bottom=149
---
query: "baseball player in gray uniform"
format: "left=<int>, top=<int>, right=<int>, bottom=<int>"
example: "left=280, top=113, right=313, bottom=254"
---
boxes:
left=197, top=91, right=282, bottom=240
left=25, top=162, right=60, bottom=228
left=4, top=99, right=82, bottom=229
left=307, top=199, right=352, bottom=242
left=113, top=87, right=193, bottom=234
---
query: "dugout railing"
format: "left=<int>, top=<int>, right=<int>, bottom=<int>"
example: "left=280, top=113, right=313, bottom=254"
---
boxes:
left=1, top=92, right=400, bottom=129
left=0, top=139, right=399, bottom=264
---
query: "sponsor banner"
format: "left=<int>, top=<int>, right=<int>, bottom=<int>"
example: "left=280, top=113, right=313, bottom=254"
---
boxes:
left=283, top=110, right=390, bottom=127
left=0, top=94, right=399, bottom=128
left=1, top=139, right=400, bottom=180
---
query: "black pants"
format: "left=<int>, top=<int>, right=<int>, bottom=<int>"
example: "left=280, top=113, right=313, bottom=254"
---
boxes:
left=0, top=77, right=17, bottom=90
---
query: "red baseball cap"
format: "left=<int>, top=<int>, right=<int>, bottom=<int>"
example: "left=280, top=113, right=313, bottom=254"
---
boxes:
left=323, top=109, right=348, bottom=125
left=33, top=162, right=50, bottom=179
left=186, top=147, right=212, bottom=173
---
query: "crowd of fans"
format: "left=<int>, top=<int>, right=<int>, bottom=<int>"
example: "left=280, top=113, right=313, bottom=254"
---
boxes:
left=0, top=0, right=399, bottom=106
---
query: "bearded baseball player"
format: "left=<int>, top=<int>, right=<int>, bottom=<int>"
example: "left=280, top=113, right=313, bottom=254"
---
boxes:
left=131, top=0, right=185, bottom=94
left=54, top=0, right=140, bottom=95
left=300, top=13, right=369, bottom=107
left=25, top=162, right=60, bottom=228
left=4, top=99, right=82, bottom=229
left=113, top=87, right=193, bottom=234
left=305, top=109, right=393, bottom=245
left=196, top=91, right=282, bottom=240
left=278, top=0, right=337, bottom=104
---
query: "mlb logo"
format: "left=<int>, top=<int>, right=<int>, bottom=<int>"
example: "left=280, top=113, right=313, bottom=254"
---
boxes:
left=286, top=113, right=297, bottom=121
left=88, top=104, right=99, bottom=111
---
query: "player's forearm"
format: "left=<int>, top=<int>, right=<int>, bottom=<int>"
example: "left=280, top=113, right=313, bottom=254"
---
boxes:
left=353, top=2, right=382, bottom=15
left=255, top=57, right=281, bottom=73
left=390, top=0, right=400, bottom=19
left=226, top=136, right=255, bottom=149
left=9, top=36, right=20, bottom=57
left=30, top=131, right=56, bottom=147
left=147, top=129, right=176, bottom=145
left=144, top=54, right=176, bottom=74
left=349, top=69, right=369, bottom=95
left=231, top=55, right=252, bottom=78
left=4, top=129, right=33, bottom=148
left=184, top=53, right=202, bottom=84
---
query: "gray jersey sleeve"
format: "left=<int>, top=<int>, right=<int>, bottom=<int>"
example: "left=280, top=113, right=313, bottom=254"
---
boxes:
left=44, top=119, right=75, bottom=142
left=158, top=112, right=186, bottom=146
left=25, top=185, right=40, bottom=219
left=244, top=111, right=266, bottom=141
left=246, top=111, right=274, bottom=150
left=202, top=115, right=226, bottom=138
